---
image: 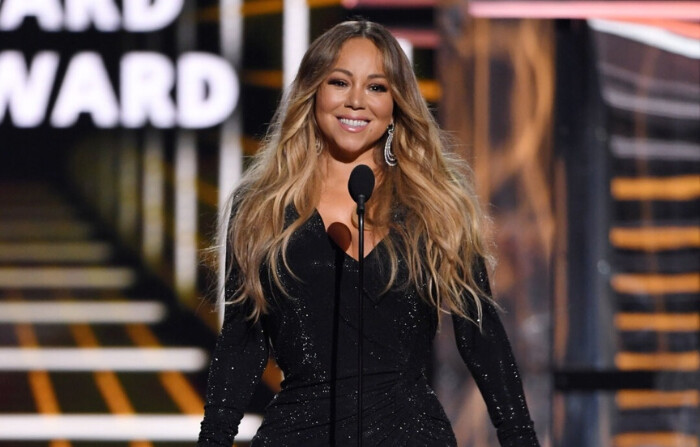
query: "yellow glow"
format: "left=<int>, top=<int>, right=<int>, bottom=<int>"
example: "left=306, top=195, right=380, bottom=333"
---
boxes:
left=615, top=313, right=700, bottom=332
left=613, top=432, right=698, bottom=447
left=611, top=273, right=700, bottom=294
left=610, top=227, right=700, bottom=250
left=616, top=390, right=699, bottom=409
left=611, top=176, right=700, bottom=200
left=616, top=352, right=699, bottom=371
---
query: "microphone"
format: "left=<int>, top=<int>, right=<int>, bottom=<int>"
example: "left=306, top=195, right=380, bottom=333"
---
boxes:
left=348, top=164, right=375, bottom=214
left=347, top=164, right=375, bottom=447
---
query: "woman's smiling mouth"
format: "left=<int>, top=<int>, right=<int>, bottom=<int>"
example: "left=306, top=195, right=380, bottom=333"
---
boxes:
left=338, top=117, right=369, bottom=131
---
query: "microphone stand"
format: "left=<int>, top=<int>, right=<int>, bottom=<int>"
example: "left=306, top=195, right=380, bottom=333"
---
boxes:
left=348, top=164, right=373, bottom=447
left=356, top=194, right=365, bottom=447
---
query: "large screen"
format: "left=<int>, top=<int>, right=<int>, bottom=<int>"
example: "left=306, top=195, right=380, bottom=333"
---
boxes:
left=0, top=0, right=239, bottom=129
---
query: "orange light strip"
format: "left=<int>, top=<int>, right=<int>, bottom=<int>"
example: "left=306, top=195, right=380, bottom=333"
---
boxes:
left=201, top=0, right=340, bottom=19
left=616, top=390, right=699, bottom=409
left=342, top=0, right=435, bottom=7
left=615, top=313, right=700, bottom=332
left=72, top=323, right=155, bottom=447
left=418, top=80, right=442, bottom=103
left=240, top=0, right=283, bottom=16
left=130, top=442, right=154, bottom=447
left=616, top=352, right=699, bottom=371
left=15, top=324, right=62, bottom=415
left=613, top=432, right=699, bottom=447
left=124, top=324, right=160, bottom=346
left=15, top=323, right=39, bottom=346
left=611, top=176, right=700, bottom=201
left=468, top=1, right=700, bottom=19
left=13, top=289, right=71, bottom=447
left=197, top=5, right=219, bottom=22
left=242, top=70, right=283, bottom=89
left=242, top=136, right=262, bottom=155
left=93, top=372, right=136, bottom=414
left=197, top=179, right=219, bottom=209
left=70, top=324, right=137, bottom=415
left=125, top=324, right=205, bottom=415
left=307, top=0, right=343, bottom=7
left=28, top=372, right=61, bottom=414
left=160, top=372, right=205, bottom=415
left=610, top=227, right=700, bottom=251
left=611, top=273, right=700, bottom=295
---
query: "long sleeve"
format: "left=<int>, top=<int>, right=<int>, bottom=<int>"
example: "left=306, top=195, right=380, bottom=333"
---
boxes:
left=198, top=269, right=269, bottom=446
left=452, top=259, right=540, bottom=447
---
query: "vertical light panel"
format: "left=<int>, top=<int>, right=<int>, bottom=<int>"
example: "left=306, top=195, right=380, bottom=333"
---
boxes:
left=283, top=0, right=309, bottom=91
left=174, top=0, right=198, bottom=301
left=219, top=0, right=244, bottom=326
left=217, top=121, right=242, bottom=326
left=396, top=37, right=414, bottom=65
left=118, top=131, right=139, bottom=246
left=220, top=0, right=243, bottom=65
left=142, top=130, right=165, bottom=266
left=174, top=131, right=198, bottom=300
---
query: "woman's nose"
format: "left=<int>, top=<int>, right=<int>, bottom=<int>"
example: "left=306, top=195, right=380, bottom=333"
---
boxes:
left=345, top=85, right=364, bottom=109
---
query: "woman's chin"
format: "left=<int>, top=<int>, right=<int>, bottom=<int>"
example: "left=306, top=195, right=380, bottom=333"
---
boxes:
left=323, top=144, right=378, bottom=164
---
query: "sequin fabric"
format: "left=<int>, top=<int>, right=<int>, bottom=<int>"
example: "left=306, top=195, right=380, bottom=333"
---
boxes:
left=198, top=208, right=539, bottom=446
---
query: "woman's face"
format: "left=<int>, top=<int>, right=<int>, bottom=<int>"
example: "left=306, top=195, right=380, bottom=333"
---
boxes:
left=315, top=38, right=394, bottom=163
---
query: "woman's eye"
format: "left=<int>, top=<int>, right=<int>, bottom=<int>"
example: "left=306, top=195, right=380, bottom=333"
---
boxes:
left=328, top=79, right=348, bottom=87
left=369, top=84, right=388, bottom=92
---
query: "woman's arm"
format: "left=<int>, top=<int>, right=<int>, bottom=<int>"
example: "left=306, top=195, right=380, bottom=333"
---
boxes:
left=198, top=267, right=269, bottom=446
left=451, top=258, right=540, bottom=447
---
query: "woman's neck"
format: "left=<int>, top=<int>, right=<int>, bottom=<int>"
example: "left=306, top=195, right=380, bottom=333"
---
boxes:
left=319, top=150, right=378, bottom=191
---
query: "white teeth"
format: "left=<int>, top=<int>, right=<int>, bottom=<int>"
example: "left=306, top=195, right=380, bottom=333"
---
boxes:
left=339, top=118, right=368, bottom=127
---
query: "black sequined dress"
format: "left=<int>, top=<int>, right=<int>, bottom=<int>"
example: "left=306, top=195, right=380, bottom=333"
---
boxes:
left=198, top=208, right=539, bottom=446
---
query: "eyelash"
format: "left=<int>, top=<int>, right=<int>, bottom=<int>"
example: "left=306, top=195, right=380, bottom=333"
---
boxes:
left=327, top=79, right=388, bottom=93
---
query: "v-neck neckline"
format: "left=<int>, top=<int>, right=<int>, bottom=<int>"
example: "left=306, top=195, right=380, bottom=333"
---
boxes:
left=311, top=208, right=388, bottom=264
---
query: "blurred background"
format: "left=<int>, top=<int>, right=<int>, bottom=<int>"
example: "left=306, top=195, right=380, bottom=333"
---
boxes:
left=0, top=0, right=698, bottom=446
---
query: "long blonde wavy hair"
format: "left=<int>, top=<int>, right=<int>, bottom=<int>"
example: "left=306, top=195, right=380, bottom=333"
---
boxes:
left=226, top=20, right=494, bottom=325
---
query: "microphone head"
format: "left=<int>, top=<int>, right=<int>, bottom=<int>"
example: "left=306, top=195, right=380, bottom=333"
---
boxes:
left=348, top=164, right=375, bottom=204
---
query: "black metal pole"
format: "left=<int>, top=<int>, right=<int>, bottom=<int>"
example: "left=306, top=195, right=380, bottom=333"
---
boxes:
left=357, top=196, right=365, bottom=447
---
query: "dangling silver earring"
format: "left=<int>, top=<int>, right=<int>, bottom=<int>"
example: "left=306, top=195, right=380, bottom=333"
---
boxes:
left=384, top=123, right=396, bottom=166
left=315, top=138, right=322, bottom=154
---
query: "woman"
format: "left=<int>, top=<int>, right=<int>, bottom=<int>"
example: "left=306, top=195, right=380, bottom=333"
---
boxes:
left=198, top=20, right=539, bottom=446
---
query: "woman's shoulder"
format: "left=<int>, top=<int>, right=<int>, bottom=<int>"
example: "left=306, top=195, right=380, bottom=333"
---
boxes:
left=226, top=186, right=257, bottom=222
left=227, top=189, right=300, bottom=230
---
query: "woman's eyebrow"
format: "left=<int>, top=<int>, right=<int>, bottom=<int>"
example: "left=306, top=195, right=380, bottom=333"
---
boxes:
left=329, top=68, right=387, bottom=79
